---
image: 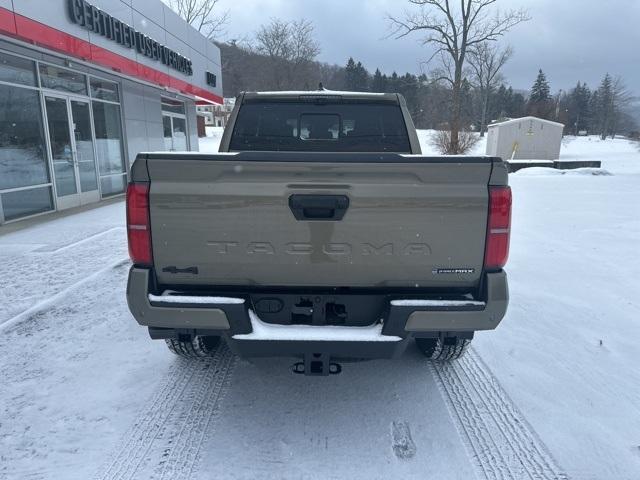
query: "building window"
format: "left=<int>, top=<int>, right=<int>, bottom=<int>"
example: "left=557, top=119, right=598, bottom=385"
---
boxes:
left=90, top=78, right=119, bottom=102
left=39, top=64, right=88, bottom=96
left=0, top=82, right=54, bottom=222
left=0, top=52, right=37, bottom=87
left=100, top=174, right=127, bottom=198
left=0, top=84, right=50, bottom=190
left=1, top=186, right=54, bottom=221
left=161, top=97, right=185, bottom=115
left=92, top=101, right=126, bottom=196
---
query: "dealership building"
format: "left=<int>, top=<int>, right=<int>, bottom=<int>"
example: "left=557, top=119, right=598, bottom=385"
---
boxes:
left=0, top=0, right=223, bottom=224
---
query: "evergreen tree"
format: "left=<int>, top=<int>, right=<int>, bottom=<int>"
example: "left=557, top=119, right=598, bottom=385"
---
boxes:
left=509, top=92, right=526, bottom=118
left=529, top=69, right=551, bottom=102
left=371, top=68, right=387, bottom=92
left=567, top=82, right=591, bottom=135
left=594, top=73, right=614, bottom=139
left=387, top=72, right=400, bottom=93
left=345, top=57, right=370, bottom=92
left=527, top=69, right=553, bottom=119
left=588, top=90, right=600, bottom=134
left=504, top=87, right=526, bottom=118
left=492, top=84, right=509, bottom=120
left=489, top=85, right=526, bottom=123
left=399, top=73, right=421, bottom=120
left=345, top=57, right=357, bottom=89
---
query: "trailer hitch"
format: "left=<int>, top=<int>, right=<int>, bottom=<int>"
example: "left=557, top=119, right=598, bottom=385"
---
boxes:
left=292, top=353, right=342, bottom=376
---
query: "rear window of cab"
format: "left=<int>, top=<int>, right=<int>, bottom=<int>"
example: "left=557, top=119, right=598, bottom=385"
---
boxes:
left=229, top=102, right=411, bottom=153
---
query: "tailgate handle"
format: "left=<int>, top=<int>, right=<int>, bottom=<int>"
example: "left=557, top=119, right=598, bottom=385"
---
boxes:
left=289, top=195, right=350, bottom=221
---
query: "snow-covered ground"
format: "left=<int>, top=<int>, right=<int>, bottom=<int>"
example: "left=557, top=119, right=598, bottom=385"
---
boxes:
left=1, top=133, right=639, bottom=479
left=199, top=127, right=225, bottom=153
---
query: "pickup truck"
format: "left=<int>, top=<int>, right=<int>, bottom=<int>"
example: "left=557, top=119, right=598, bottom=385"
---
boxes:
left=126, top=91, right=511, bottom=376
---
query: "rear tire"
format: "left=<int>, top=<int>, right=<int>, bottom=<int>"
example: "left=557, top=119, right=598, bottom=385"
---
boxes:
left=415, top=336, right=471, bottom=361
left=165, top=336, right=221, bottom=358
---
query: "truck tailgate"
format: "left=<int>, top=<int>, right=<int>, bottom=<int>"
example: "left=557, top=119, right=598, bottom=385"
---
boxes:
left=145, top=153, right=492, bottom=288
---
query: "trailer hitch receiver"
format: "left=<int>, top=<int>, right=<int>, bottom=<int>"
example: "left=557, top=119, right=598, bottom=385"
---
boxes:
left=292, top=353, right=342, bottom=376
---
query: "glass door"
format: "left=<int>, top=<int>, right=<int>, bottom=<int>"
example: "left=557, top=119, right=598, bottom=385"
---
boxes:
left=163, top=115, right=174, bottom=151
left=70, top=100, right=99, bottom=204
left=162, top=114, right=189, bottom=152
left=44, top=95, right=99, bottom=209
left=171, top=117, right=188, bottom=151
left=45, top=96, right=77, bottom=209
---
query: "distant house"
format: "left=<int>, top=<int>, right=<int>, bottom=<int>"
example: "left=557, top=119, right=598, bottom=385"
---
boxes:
left=197, top=98, right=236, bottom=128
left=486, top=116, right=565, bottom=161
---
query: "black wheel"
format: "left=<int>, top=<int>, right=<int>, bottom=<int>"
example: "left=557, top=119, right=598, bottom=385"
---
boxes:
left=165, top=335, right=221, bottom=358
left=415, top=336, right=471, bottom=361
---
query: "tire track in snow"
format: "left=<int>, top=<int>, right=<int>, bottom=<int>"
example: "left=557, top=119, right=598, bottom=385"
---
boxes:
left=0, top=226, right=127, bottom=325
left=95, top=343, right=236, bottom=480
left=155, top=344, right=235, bottom=480
left=0, top=258, right=129, bottom=332
left=431, top=348, right=569, bottom=480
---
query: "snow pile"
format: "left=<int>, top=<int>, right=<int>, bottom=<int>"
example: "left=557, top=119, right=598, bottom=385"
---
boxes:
left=233, top=310, right=402, bottom=342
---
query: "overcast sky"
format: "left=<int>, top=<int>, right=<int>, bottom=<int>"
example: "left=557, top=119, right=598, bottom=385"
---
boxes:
left=212, top=0, right=640, bottom=94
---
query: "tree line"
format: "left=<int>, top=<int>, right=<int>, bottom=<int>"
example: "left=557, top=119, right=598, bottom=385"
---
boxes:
left=220, top=33, right=637, bottom=139
left=217, top=28, right=528, bottom=133
left=171, top=0, right=639, bottom=152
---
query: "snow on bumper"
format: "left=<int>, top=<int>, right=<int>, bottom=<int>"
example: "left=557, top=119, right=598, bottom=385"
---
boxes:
left=126, top=267, right=508, bottom=335
left=233, top=310, right=402, bottom=342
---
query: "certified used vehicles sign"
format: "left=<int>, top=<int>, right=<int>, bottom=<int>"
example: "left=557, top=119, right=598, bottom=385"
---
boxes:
left=68, top=0, right=193, bottom=76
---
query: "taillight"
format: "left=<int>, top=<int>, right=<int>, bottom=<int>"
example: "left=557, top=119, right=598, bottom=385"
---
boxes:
left=484, top=186, right=512, bottom=271
left=126, top=183, right=153, bottom=266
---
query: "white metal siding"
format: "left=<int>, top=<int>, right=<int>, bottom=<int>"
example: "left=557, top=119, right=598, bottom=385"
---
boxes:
left=485, top=117, right=564, bottom=160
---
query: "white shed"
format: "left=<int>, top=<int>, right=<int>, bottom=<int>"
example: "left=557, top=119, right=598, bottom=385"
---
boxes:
left=486, top=116, right=565, bottom=161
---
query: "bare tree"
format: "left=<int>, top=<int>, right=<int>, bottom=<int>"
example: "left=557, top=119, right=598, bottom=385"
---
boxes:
left=255, top=18, right=321, bottom=90
left=256, top=18, right=291, bottom=60
left=168, top=0, right=229, bottom=39
left=468, top=42, right=513, bottom=136
left=256, top=19, right=321, bottom=64
left=610, top=76, right=636, bottom=138
left=289, top=20, right=322, bottom=66
left=431, top=129, right=479, bottom=155
left=389, top=0, right=529, bottom=153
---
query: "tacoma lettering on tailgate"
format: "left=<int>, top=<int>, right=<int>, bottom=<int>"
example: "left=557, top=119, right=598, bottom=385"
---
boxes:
left=206, top=241, right=432, bottom=256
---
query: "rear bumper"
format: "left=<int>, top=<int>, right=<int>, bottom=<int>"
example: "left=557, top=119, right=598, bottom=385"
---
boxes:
left=126, top=267, right=508, bottom=357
